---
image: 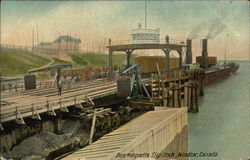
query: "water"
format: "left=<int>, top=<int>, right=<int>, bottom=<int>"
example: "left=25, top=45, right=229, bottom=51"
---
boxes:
left=188, top=61, right=250, bottom=160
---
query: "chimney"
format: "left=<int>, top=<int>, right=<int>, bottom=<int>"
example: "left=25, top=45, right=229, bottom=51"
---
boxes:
left=186, top=39, right=192, bottom=64
left=201, top=39, right=208, bottom=69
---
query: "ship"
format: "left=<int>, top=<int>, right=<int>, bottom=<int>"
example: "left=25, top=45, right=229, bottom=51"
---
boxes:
left=132, top=29, right=240, bottom=85
left=185, top=38, right=239, bottom=85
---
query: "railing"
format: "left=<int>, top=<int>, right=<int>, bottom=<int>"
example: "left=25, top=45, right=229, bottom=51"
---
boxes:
left=109, top=38, right=185, bottom=46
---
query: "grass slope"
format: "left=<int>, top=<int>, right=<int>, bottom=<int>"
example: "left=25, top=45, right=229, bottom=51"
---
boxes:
left=0, top=49, right=50, bottom=77
left=50, top=58, right=73, bottom=66
left=0, top=49, right=131, bottom=78
left=70, top=53, right=128, bottom=67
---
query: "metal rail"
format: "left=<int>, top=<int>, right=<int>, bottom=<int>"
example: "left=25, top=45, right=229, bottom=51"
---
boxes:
left=0, top=78, right=151, bottom=128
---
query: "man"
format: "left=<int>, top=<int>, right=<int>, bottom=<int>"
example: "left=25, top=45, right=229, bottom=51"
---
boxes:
left=65, top=76, right=72, bottom=89
left=57, top=76, right=63, bottom=96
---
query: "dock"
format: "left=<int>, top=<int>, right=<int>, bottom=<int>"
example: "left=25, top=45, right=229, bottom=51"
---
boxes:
left=62, top=107, right=188, bottom=160
left=0, top=78, right=150, bottom=126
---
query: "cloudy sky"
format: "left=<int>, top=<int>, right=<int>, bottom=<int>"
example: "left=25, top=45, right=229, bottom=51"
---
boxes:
left=1, top=0, right=249, bottom=60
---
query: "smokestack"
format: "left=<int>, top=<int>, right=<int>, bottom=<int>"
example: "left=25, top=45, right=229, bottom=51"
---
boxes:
left=201, top=39, right=208, bottom=69
left=186, top=39, right=192, bottom=64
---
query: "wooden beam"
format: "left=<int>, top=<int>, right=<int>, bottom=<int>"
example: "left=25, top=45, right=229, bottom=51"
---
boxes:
left=46, top=100, right=56, bottom=116
left=86, top=93, right=95, bottom=106
left=59, top=98, right=69, bottom=112
left=89, top=109, right=97, bottom=144
left=162, top=49, right=171, bottom=73
left=0, top=123, right=4, bottom=131
left=107, top=43, right=186, bottom=52
left=16, top=106, right=25, bottom=124
left=108, top=39, right=113, bottom=78
left=31, top=104, right=41, bottom=120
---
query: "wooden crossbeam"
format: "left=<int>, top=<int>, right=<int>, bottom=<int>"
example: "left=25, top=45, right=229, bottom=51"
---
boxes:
left=31, top=104, right=41, bottom=120
left=16, top=106, right=25, bottom=124
left=46, top=100, right=56, bottom=116
left=86, top=108, right=111, bottom=119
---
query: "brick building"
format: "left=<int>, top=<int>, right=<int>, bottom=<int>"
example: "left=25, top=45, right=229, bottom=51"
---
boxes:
left=35, top=35, right=81, bottom=54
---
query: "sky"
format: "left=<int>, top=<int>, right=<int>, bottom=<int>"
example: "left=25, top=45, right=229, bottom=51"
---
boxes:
left=1, top=0, right=249, bottom=60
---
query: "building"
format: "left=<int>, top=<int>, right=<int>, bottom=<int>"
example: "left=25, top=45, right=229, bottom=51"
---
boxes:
left=35, top=35, right=81, bottom=54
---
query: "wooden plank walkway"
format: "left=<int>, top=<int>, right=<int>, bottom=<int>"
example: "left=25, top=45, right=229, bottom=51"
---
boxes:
left=63, top=107, right=188, bottom=160
left=0, top=78, right=151, bottom=124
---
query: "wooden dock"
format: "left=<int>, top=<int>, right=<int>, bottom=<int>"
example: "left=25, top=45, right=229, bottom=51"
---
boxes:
left=62, top=107, right=188, bottom=160
left=0, top=78, right=151, bottom=127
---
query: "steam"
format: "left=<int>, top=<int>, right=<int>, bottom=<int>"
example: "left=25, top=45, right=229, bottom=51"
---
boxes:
left=188, top=18, right=227, bottom=40
left=187, top=24, right=203, bottom=40
left=206, top=19, right=226, bottom=39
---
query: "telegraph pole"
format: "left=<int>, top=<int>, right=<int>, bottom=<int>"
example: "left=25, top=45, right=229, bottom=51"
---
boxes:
left=145, top=0, right=147, bottom=29
left=224, top=34, right=229, bottom=65
left=32, top=28, right=34, bottom=51
left=36, top=23, right=39, bottom=45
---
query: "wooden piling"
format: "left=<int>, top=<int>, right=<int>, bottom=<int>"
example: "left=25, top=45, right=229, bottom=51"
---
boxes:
left=174, top=84, right=179, bottom=108
left=89, top=109, right=97, bottom=144
left=184, top=82, right=188, bottom=107
left=195, top=83, right=199, bottom=112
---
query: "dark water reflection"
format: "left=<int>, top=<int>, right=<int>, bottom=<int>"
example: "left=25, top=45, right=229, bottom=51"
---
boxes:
left=188, top=61, right=250, bottom=160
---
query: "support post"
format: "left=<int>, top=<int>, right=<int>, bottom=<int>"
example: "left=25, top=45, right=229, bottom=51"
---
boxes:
left=162, top=49, right=171, bottom=73
left=195, top=83, right=199, bottom=112
left=59, top=98, right=69, bottom=112
left=89, top=109, right=97, bottom=144
left=85, top=93, right=95, bottom=106
left=125, top=50, right=133, bottom=68
left=184, top=83, right=188, bottom=107
left=46, top=100, right=56, bottom=116
left=16, top=107, right=25, bottom=124
left=31, top=104, right=41, bottom=120
left=0, top=124, right=3, bottom=131
left=188, top=82, right=192, bottom=110
left=173, top=85, right=179, bottom=107
left=108, top=39, right=113, bottom=78
left=74, top=96, right=83, bottom=109
left=177, top=49, right=183, bottom=69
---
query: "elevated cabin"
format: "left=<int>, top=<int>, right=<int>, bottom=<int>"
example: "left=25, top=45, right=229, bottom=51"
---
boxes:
left=131, top=24, right=160, bottom=44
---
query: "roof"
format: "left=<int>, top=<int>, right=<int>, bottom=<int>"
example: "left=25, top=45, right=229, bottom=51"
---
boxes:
left=38, top=42, right=52, bottom=46
left=53, top=35, right=81, bottom=43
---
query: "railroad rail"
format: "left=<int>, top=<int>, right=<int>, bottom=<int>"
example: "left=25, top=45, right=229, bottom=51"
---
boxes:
left=0, top=78, right=151, bottom=129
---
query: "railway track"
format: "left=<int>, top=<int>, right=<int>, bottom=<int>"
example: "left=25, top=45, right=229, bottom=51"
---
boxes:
left=0, top=78, right=151, bottom=127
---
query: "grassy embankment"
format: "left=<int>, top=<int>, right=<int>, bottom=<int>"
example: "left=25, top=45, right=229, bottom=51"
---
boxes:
left=0, top=49, right=129, bottom=79
left=0, top=49, right=50, bottom=77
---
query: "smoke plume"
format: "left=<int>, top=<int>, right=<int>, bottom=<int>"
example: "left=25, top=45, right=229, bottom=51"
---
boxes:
left=187, top=24, right=203, bottom=40
left=187, top=18, right=227, bottom=40
left=206, top=19, right=226, bottom=39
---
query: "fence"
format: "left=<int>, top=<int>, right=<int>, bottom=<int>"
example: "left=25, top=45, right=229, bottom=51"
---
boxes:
left=0, top=44, right=107, bottom=56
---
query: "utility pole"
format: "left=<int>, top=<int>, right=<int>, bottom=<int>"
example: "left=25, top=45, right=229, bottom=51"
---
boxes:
left=224, top=34, right=229, bottom=65
left=145, top=0, right=147, bottom=29
left=69, top=29, right=71, bottom=51
left=32, top=28, right=34, bottom=51
left=36, top=23, right=39, bottom=45
left=57, top=32, right=61, bottom=54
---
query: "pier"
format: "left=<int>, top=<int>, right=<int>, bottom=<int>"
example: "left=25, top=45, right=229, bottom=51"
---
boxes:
left=0, top=78, right=150, bottom=127
left=62, top=108, right=188, bottom=160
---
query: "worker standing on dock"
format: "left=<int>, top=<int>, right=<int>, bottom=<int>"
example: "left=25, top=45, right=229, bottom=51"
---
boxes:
left=57, top=76, right=64, bottom=96
left=57, top=78, right=63, bottom=96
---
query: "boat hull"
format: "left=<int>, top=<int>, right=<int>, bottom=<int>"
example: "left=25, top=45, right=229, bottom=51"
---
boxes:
left=204, top=65, right=239, bottom=85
